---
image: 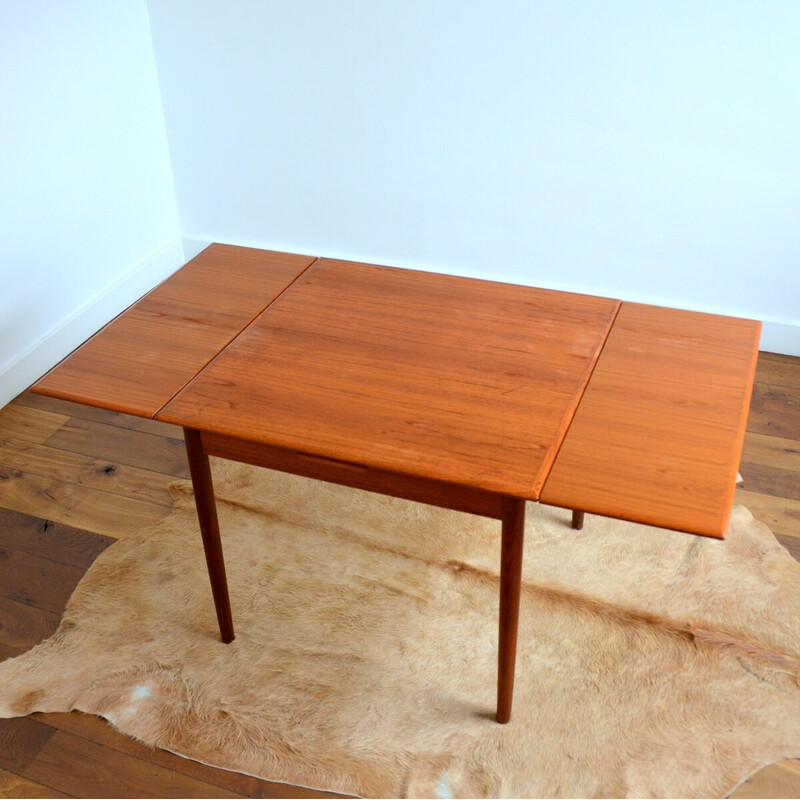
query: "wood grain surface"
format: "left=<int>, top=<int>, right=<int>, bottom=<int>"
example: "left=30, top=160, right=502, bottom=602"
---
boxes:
left=158, top=258, right=620, bottom=498
left=33, top=245, right=316, bottom=419
left=202, top=431, right=506, bottom=518
left=541, top=302, right=762, bottom=537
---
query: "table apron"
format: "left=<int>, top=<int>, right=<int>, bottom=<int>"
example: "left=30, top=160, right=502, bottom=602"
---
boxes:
left=198, top=429, right=507, bottom=520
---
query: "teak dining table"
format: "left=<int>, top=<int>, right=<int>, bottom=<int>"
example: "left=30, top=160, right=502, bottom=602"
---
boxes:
left=33, top=244, right=761, bottom=723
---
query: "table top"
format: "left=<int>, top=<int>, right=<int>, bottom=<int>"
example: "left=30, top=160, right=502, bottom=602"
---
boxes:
left=34, top=244, right=761, bottom=538
left=33, top=245, right=315, bottom=417
left=540, top=302, right=761, bottom=537
left=157, top=257, right=619, bottom=498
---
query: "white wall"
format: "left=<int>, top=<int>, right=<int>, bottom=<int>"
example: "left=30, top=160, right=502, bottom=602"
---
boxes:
left=0, top=0, right=183, bottom=407
left=149, top=0, right=800, bottom=354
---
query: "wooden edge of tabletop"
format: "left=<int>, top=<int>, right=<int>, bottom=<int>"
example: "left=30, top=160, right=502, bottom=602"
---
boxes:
left=200, top=431, right=507, bottom=519
left=31, top=245, right=318, bottom=419
left=540, top=302, right=762, bottom=539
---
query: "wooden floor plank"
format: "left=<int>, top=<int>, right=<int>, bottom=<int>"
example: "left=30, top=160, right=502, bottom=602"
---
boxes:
left=0, top=508, right=115, bottom=569
left=16, top=391, right=184, bottom=441
left=0, top=406, right=68, bottom=446
left=0, top=469, right=168, bottom=539
left=34, top=712, right=344, bottom=799
left=775, top=534, right=800, bottom=562
left=734, top=489, right=800, bottom=538
left=0, top=642, right=26, bottom=662
left=746, top=384, right=800, bottom=440
left=738, top=461, right=800, bottom=502
left=44, top=418, right=189, bottom=479
left=0, top=596, right=60, bottom=653
left=760, top=351, right=800, bottom=364
left=0, top=718, right=54, bottom=774
left=0, top=437, right=174, bottom=508
left=23, top=731, right=243, bottom=799
left=0, top=548, right=85, bottom=615
left=740, top=431, right=800, bottom=473
left=0, top=767, right=69, bottom=799
left=755, top=352, right=800, bottom=389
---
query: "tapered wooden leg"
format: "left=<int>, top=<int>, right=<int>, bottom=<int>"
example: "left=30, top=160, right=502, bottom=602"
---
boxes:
left=572, top=510, right=585, bottom=530
left=183, top=428, right=235, bottom=643
left=497, top=497, right=525, bottom=723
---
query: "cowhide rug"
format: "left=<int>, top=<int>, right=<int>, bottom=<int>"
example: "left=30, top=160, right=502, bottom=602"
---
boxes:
left=2, top=460, right=800, bottom=798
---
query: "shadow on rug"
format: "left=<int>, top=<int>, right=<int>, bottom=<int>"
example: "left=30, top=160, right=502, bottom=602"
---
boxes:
left=2, top=460, right=800, bottom=798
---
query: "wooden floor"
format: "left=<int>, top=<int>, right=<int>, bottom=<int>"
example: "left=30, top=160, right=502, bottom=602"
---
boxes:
left=0, top=351, right=798, bottom=798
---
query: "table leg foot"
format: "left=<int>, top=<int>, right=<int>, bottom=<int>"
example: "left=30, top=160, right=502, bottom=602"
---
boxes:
left=184, top=428, right=235, bottom=643
left=497, top=497, right=525, bottom=723
left=571, top=510, right=585, bottom=530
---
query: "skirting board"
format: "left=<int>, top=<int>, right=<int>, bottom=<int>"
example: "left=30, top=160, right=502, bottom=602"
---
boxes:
left=0, top=237, right=186, bottom=410
left=759, top=320, right=800, bottom=358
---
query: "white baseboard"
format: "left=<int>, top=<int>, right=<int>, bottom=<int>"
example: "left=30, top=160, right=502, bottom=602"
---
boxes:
left=759, top=319, right=800, bottom=357
left=0, top=237, right=186, bottom=409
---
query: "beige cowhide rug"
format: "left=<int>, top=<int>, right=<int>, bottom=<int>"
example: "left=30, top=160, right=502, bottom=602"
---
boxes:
left=2, top=460, right=800, bottom=798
